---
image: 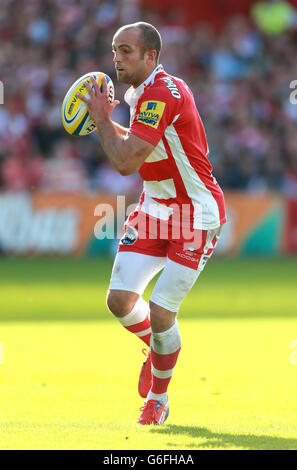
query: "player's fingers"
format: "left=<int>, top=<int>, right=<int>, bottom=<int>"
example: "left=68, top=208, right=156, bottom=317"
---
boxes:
left=76, top=92, right=89, bottom=104
left=90, top=76, right=100, bottom=96
left=111, top=100, right=120, bottom=110
left=102, top=75, right=108, bottom=99
left=84, top=81, right=94, bottom=98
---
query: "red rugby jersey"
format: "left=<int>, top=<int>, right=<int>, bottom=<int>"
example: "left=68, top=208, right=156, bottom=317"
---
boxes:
left=125, top=65, right=226, bottom=230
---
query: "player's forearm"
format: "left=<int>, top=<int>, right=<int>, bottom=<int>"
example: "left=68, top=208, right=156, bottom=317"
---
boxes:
left=111, top=121, right=129, bottom=136
left=95, top=117, right=132, bottom=174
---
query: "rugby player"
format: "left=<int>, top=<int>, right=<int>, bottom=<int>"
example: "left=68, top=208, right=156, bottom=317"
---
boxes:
left=77, top=22, right=226, bottom=425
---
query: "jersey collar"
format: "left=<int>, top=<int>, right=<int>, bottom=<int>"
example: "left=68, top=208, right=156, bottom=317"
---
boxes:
left=124, top=64, right=164, bottom=108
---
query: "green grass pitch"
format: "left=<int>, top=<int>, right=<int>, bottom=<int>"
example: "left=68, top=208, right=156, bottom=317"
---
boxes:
left=0, top=256, right=297, bottom=450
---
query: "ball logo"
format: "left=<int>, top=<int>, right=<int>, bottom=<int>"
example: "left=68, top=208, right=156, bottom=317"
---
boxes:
left=61, top=72, right=114, bottom=136
left=68, top=102, right=75, bottom=114
left=64, top=77, right=96, bottom=124
left=85, top=122, right=97, bottom=134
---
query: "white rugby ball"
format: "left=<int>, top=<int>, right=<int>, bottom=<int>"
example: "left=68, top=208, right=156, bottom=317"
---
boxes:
left=61, top=71, right=114, bottom=136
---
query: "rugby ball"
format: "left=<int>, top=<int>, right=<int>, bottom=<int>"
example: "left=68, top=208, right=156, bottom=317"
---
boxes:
left=61, top=72, right=114, bottom=136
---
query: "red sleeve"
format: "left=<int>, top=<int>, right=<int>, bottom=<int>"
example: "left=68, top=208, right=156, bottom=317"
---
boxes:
left=128, top=85, right=180, bottom=146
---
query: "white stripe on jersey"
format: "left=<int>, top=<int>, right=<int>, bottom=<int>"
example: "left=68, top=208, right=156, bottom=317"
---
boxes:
left=144, top=178, right=176, bottom=200
left=164, top=125, right=221, bottom=229
left=145, top=138, right=168, bottom=162
left=142, top=192, right=173, bottom=220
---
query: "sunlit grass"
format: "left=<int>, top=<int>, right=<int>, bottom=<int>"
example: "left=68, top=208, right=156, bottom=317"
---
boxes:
left=0, top=257, right=296, bottom=449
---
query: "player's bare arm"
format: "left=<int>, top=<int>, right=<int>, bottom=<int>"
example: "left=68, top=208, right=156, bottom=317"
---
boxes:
left=112, top=122, right=129, bottom=136
left=76, top=76, right=154, bottom=175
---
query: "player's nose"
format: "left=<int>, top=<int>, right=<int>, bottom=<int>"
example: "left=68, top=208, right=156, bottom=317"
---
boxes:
left=113, top=51, right=121, bottom=63
left=114, top=58, right=124, bottom=70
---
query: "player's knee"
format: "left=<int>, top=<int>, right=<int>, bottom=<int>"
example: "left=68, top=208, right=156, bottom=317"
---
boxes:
left=106, top=290, right=124, bottom=316
left=106, top=290, right=138, bottom=317
left=149, top=300, right=177, bottom=332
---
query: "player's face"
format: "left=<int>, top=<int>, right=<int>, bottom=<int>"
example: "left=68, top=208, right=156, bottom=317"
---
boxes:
left=112, top=28, right=153, bottom=88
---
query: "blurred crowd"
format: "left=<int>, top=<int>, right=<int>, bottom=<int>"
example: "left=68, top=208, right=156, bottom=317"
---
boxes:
left=0, top=0, right=297, bottom=197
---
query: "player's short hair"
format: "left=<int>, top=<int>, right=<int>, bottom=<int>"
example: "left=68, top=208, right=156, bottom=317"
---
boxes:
left=118, top=22, right=162, bottom=64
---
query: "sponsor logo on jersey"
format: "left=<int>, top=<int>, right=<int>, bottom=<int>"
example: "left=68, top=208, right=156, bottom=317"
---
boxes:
left=136, top=100, right=166, bottom=128
left=120, top=225, right=138, bottom=245
left=176, top=252, right=198, bottom=262
left=146, top=102, right=157, bottom=111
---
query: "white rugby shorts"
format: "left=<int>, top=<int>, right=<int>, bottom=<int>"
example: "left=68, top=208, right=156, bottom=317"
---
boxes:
left=109, top=226, right=221, bottom=312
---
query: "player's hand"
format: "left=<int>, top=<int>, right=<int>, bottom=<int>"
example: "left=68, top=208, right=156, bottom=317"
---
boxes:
left=76, top=76, right=120, bottom=125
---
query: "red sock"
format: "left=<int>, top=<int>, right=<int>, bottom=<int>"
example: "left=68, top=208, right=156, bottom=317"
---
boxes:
left=117, top=297, right=151, bottom=346
left=148, top=321, right=181, bottom=402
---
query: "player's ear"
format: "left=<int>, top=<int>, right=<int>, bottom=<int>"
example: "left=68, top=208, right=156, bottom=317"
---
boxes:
left=145, top=49, right=157, bottom=65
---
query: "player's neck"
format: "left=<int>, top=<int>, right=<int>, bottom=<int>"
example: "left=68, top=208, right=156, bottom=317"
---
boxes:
left=132, top=64, right=160, bottom=89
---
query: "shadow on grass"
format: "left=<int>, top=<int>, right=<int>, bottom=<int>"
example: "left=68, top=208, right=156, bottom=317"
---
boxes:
left=150, top=424, right=297, bottom=450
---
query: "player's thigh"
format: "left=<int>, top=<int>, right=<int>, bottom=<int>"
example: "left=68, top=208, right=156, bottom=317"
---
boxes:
left=150, top=226, right=222, bottom=313
left=150, top=258, right=201, bottom=313
left=109, top=251, right=166, bottom=296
